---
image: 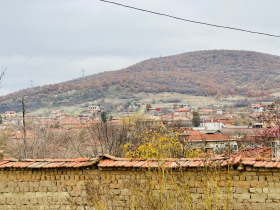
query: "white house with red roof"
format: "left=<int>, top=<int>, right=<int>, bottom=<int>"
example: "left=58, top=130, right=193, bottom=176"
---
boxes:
left=174, top=108, right=190, bottom=119
left=180, top=129, right=238, bottom=153
left=4, top=111, right=17, bottom=118
left=249, top=104, right=264, bottom=113
left=50, top=110, right=62, bottom=118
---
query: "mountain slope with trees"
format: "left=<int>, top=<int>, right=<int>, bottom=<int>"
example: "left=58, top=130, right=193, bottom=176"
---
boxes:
left=1, top=50, right=280, bottom=112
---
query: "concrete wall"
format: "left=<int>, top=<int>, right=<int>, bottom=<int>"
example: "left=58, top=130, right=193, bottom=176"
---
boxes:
left=0, top=166, right=280, bottom=209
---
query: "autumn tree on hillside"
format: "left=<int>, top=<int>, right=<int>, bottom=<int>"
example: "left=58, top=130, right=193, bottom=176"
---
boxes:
left=146, top=104, right=152, bottom=111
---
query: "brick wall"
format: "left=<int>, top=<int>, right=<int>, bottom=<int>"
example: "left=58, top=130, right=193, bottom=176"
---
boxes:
left=0, top=165, right=280, bottom=209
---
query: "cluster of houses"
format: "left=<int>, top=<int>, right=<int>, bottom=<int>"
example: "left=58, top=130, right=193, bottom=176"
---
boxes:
left=1, top=101, right=279, bottom=157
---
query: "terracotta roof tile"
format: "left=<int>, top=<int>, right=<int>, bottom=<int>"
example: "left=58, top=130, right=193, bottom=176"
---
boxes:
left=106, top=160, right=122, bottom=167
left=132, top=161, right=146, bottom=168
left=124, top=161, right=139, bottom=167
left=265, top=161, right=278, bottom=168
left=98, top=159, right=115, bottom=167
left=188, top=160, right=202, bottom=167
left=43, top=162, right=65, bottom=168
left=114, top=160, right=130, bottom=167
left=241, top=159, right=256, bottom=166
left=0, top=160, right=9, bottom=166
left=254, top=161, right=266, bottom=167
left=2, top=150, right=280, bottom=169
left=73, top=162, right=88, bottom=168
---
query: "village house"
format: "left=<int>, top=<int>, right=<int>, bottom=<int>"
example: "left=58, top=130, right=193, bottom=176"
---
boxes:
left=59, top=117, right=81, bottom=129
left=193, top=120, right=225, bottom=133
left=216, top=109, right=223, bottom=115
left=198, top=108, right=214, bottom=118
left=50, top=110, right=62, bottom=119
left=180, top=129, right=238, bottom=154
left=174, top=107, right=191, bottom=119
left=88, top=105, right=100, bottom=113
left=4, top=111, right=17, bottom=119
left=77, top=113, right=91, bottom=121
left=249, top=103, right=264, bottom=113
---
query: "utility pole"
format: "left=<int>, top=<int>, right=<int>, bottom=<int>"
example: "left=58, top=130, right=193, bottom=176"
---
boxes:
left=81, top=69, right=85, bottom=82
left=159, top=55, right=165, bottom=102
left=30, top=80, right=34, bottom=88
left=22, top=97, right=27, bottom=158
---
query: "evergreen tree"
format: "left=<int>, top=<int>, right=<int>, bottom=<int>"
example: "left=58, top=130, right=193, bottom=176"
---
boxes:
left=192, top=111, right=200, bottom=127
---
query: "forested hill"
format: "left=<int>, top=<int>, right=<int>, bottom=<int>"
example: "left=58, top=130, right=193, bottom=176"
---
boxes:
left=1, top=50, right=280, bottom=112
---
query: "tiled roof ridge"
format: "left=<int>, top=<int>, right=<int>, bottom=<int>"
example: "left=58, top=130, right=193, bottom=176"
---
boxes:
left=2, top=153, right=280, bottom=169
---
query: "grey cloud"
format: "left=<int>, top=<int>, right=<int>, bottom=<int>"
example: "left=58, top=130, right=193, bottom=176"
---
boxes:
left=0, top=0, right=279, bottom=95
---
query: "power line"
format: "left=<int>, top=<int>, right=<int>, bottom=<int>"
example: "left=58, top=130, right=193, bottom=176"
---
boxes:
left=100, top=0, right=280, bottom=38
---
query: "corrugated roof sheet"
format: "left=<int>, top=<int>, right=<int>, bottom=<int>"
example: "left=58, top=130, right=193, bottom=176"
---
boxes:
left=1, top=153, right=280, bottom=169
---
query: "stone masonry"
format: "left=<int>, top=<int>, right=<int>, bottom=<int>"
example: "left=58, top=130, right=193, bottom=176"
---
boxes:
left=0, top=155, right=280, bottom=209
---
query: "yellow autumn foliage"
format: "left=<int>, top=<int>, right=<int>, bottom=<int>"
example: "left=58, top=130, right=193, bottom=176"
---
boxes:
left=124, top=128, right=200, bottom=159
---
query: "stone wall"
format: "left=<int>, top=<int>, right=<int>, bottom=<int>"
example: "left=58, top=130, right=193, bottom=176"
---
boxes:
left=0, top=165, right=280, bottom=209
left=0, top=168, right=88, bottom=209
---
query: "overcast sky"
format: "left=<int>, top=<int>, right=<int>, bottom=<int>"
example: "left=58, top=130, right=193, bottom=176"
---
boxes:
left=0, top=0, right=280, bottom=95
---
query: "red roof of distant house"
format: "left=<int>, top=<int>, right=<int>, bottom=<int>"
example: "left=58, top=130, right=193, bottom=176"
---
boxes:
left=175, top=108, right=190, bottom=112
left=11, top=130, right=36, bottom=139
left=182, top=130, right=232, bottom=141
left=232, top=147, right=271, bottom=159
left=198, top=108, right=214, bottom=113
left=60, top=117, right=80, bottom=125
left=249, top=104, right=263, bottom=108
left=223, top=114, right=237, bottom=118
left=37, top=119, right=58, bottom=125
left=75, top=121, right=99, bottom=128
left=164, top=114, right=173, bottom=119
left=50, top=110, right=61, bottom=114
left=5, top=111, right=16, bottom=114
left=250, top=112, right=262, bottom=118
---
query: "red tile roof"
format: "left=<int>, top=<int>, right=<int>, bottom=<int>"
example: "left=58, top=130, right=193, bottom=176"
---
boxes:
left=1, top=152, right=280, bottom=169
left=60, top=117, right=80, bottom=125
left=198, top=108, right=214, bottom=113
left=0, top=157, right=100, bottom=168
left=5, top=111, right=16, bottom=114
left=11, top=130, right=36, bottom=139
left=182, top=130, right=233, bottom=141
left=175, top=108, right=190, bottom=112
left=231, top=147, right=272, bottom=159
left=249, top=104, right=263, bottom=108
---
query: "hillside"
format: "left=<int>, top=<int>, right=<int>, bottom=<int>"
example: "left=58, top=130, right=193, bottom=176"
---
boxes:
left=1, top=50, right=280, bottom=112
